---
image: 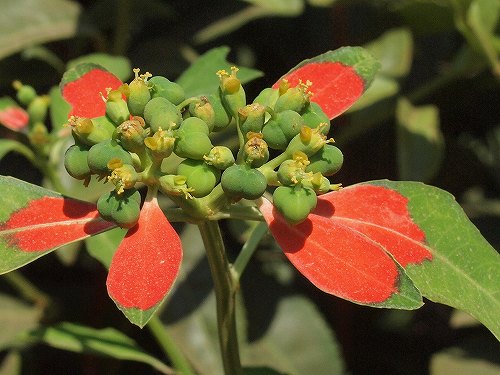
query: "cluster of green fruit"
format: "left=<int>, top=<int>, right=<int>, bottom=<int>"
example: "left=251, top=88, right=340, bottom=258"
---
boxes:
left=64, top=67, right=343, bottom=228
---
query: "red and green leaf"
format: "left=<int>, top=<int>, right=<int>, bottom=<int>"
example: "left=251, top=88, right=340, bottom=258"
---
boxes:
left=0, top=176, right=115, bottom=273
left=273, top=46, right=380, bottom=120
left=0, top=97, right=29, bottom=131
left=260, top=180, right=500, bottom=339
left=60, top=63, right=123, bottom=118
left=106, top=197, right=183, bottom=328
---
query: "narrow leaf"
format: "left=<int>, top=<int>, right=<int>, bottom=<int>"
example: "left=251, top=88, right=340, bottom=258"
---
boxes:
left=106, top=197, right=182, bottom=328
left=273, top=46, right=380, bottom=119
left=60, top=63, right=123, bottom=118
left=369, top=180, right=500, bottom=340
left=0, top=140, right=34, bottom=162
left=176, top=47, right=263, bottom=97
left=259, top=189, right=424, bottom=309
left=0, top=176, right=114, bottom=274
left=26, top=322, right=172, bottom=374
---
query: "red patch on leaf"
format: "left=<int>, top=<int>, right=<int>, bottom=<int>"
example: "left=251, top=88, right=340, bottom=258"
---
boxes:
left=273, top=62, right=364, bottom=120
left=62, top=69, right=122, bottom=118
left=106, top=198, right=182, bottom=311
left=0, top=107, right=29, bottom=131
left=1, top=197, right=113, bottom=252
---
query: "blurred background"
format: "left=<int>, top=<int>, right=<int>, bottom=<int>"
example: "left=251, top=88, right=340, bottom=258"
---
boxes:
left=0, top=0, right=499, bottom=374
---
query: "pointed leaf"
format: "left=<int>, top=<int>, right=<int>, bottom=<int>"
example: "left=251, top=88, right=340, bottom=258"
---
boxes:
left=26, top=322, right=172, bottom=374
left=0, top=97, right=29, bottom=131
left=259, top=191, right=424, bottom=309
left=0, top=139, right=34, bottom=162
left=0, top=176, right=114, bottom=274
left=60, top=63, right=123, bottom=118
left=176, top=46, right=263, bottom=98
left=106, top=197, right=182, bottom=327
left=67, top=53, right=132, bottom=81
left=272, top=46, right=380, bottom=119
left=367, top=180, right=500, bottom=340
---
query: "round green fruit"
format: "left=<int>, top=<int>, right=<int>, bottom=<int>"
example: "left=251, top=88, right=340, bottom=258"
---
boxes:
left=273, top=185, right=317, bottom=225
left=305, top=144, right=343, bottom=176
left=64, top=144, right=91, bottom=180
left=177, top=159, right=221, bottom=198
left=221, top=164, right=267, bottom=200
left=87, top=140, right=133, bottom=175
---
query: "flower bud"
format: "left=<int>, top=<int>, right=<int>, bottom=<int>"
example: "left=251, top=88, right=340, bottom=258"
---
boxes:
left=105, top=88, right=130, bottom=125
left=238, top=103, right=266, bottom=136
left=126, top=68, right=152, bottom=117
left=217, top=66, right=246, bottom=118
left=242, top=132, right=269, bottom=168
left=274, top=80, right=312, bottom=114
left=116, top=116, right=147, bottom=153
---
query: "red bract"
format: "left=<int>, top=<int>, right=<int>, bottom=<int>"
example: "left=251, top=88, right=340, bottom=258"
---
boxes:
left=0, top=107, right=29, bottom=131
left=106, top=197, right=182, bottom=313
left=259, top=184, right=432, bottom=306
left=60, top=64, right=123, bottom=118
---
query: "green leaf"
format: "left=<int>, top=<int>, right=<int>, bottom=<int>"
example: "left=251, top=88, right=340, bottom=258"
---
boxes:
left=0, top=176, right=115, bottom=274
left=0, top=0, right=81, bottom=60
left=348, top=76, right=399, bottom=112
left=244, top=367, right=285, bottom=375
left=243, top=295, right=344, bottom=375
left=48, top=86, right=71, bottom=133
left=368, top=180, right=500, bottom=340
left=306, top=0, right=338, bottom=7
left=67, top=53, right=132, bottom=82
left=0, top=140, right=34, bottom=162
left=242, top=0, right=304, bottom=14
left=0, top=293, right=41, bottom=350
left=26, top=322, right=172, bottom=374
left=176, top=47, right=263, bottom=98
left=396, top=98, right=444, bottom=182
left=85, top=227, right=126, bottom=269
left=0, top=351, right=22, bottom=375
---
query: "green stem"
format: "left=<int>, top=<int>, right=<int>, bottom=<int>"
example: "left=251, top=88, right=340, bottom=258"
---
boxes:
left=232, top=221, right=268, bottom=281
left=197, top=221, right=242, bottom=375
left=147, top=316, right=195, bottom=375
left=2, top=271, right=50, bottom=309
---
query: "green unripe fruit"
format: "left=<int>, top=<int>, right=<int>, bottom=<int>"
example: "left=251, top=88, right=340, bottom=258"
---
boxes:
left=274, top=81, right=312, bottom=114
left=143, top=97, right=182, bottom=132
left=158, top=174, right=193, bottom=198
left=242, top=133, right=269, bottom=168
left=305, top=144, right=343, bottom=176
left=177, top=159, right=221, bottom=198
left=303, top=174, right=332, bottom=195
left=69, top=116, right=116, bottom=146
left=149, top=76, right=185, bottom=105
left=262, top=120, right=288, bottom=150
left=127, top=69, right=152, bottom=117
left=116, top=116, right=147, bottom=153
left=207, top=94, right=232, bottom=131
left=285, top=125, right=329, bottom=157
left=188, top=98, right=216, bottom=132
left=13, top=81, right=37, bottom=105
left=179, top=117, right=210, bottom=135
left=27, top=95, right=50, bottom=124
left=218, top=67, right=246, bottom=118
left=87, top=140, right=133, bottom=176
left=174, top=129, right=213, bottom=160
left=277, top=159, right=307, bottom=186
left=106, top=89, right=130, bottom=125
left=276, top=110, right=305, bottom=141
left=64, top=144, right=91, bottom=180
left=97, top=189, right=141, bottom=228
left=204, top=146, right=235, bottom=170
left=301, top=102, right=330, bottom=135
left=273, top=185, right=317, bottom=225
left=253, top=87, right=279, bottom=109
left=238, top=103, right=266, bottom=136
left=221, top=164, right=267, bottom=200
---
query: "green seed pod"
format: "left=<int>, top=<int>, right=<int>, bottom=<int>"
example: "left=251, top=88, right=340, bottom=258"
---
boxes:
left=276, top=109, right=305, bottom=141
left=143, top=97, right=182, bottom=132
left=69, top=116, right=116, bottom=146
left=27, top=95, right=50, bottom=124
left=106, top=89, right=130, bottom=125
left=277, top=152, right=310, bottom=186
left=116, top=116, right=147, bottom=153
left=204, top=146, right=235, bottom=170
left=13, top=81, right=37, bottom=106
left=207, top=93, right=232, bottom=132
left=149, top=76, right=185, bottom=105
left=221, top=164, right=267, bottom=200
left=177, top=159, right=221, bottom=198
left=174, top=129, right=213, bottom=160
left=242, top=132, right=269, bottom=168
left=158, top=174, right=194, bottom=199
left=301, top=102, right=330, bottom=134
left=188, top=97, right=216, bottom=132
left=273, top=185, right=317, bottom=225
left=262, top=119, right=288, bottom=150
left=127, top=68, right=152, bottom=116
left=285, top=125, right=331, bottom=158
left=64, top=143, right=91, bottom=180
left=179, top=117, right=210, bottom=135
left=87, top=139, right=133, bottom=176
left=253, top=87, right=279, bottom=109
left=274, top=80, right=312, bottom=114
left=97, top=188, right=141, bottom=226
left=302, top=173, right=333, bottom=195
left=305, top=144, right=343, bottom=176
left=238, top=103, right=266, bottom=136
left=217, top=67, right=246, bottom=118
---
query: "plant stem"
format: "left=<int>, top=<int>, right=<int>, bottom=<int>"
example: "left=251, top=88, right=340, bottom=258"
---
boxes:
left=147, top=315, right=195, bottom=375
left=232, top=221, right=268, bottom=281
left=2, top=271, right=50, bottom=309
left=197, top=221, right=242, bottom=375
